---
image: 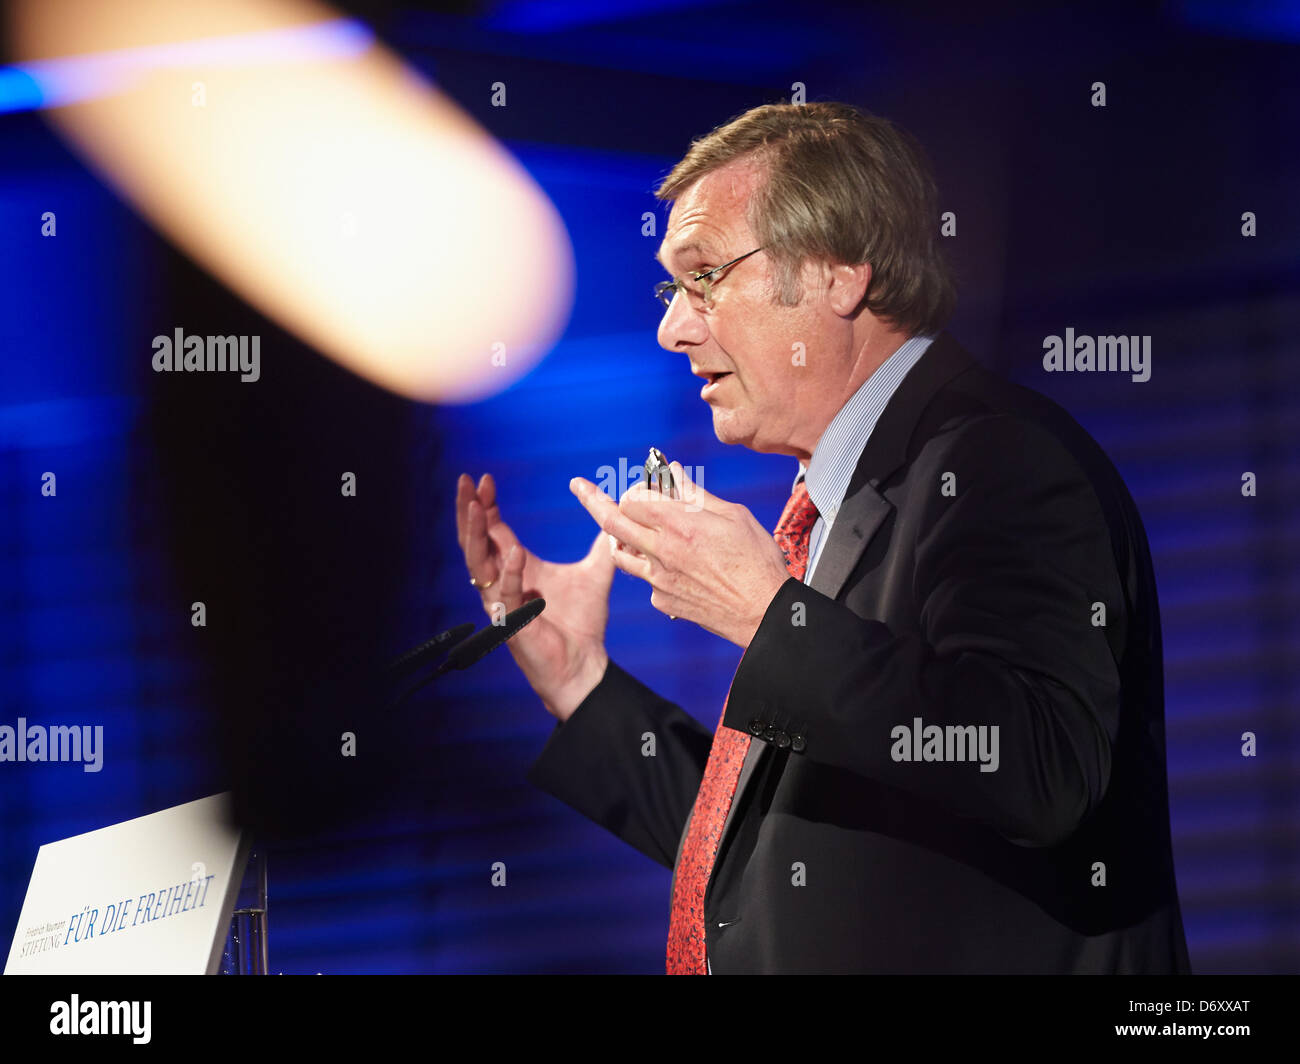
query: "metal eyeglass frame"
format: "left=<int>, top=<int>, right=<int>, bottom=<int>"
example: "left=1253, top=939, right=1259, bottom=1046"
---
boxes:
left=654, top=246, right=765, bottom=310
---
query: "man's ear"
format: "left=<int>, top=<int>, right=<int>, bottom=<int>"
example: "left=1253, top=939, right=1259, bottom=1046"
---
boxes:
left=827, top=261, right=872, bottom=317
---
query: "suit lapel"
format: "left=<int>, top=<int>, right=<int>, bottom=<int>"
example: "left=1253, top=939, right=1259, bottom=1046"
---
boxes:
left=703, top=332, right=979, bottom=893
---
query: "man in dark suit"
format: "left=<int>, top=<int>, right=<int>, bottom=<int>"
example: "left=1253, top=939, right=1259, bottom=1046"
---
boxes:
left=455, top=102, right=1189, bottom=973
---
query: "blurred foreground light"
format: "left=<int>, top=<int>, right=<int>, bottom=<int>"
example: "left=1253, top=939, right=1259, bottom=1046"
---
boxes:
left=8, top=0, right=575, bottom=402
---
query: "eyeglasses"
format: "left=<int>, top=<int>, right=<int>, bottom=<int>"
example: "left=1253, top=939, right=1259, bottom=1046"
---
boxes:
left=654, top=246, right=765, bottom=310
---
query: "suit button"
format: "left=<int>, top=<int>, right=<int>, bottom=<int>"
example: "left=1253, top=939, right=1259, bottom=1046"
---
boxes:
left=747, top=719, right=764, bottom=736
left=774, top=730, right=790, bottom=748
left=790, top=733, right=806, bottom=753
left=762, top=724, right=778, bottom=743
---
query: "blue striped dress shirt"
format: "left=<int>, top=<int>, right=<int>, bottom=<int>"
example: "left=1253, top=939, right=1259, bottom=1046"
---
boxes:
left=797, top=334, right=934, bottom=584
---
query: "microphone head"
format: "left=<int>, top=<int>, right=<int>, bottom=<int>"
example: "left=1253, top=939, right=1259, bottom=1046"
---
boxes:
left=386, top=620, right=476, bottom=676
left=445, top=598, right=545, bottom=671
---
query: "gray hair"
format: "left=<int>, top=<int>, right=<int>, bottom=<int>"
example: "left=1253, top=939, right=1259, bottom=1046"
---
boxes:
left=655, top=102, right=955, bottom=337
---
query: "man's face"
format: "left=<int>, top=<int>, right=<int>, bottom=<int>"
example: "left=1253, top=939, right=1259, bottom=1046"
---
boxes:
left=656, top=159, right=841, bottom=458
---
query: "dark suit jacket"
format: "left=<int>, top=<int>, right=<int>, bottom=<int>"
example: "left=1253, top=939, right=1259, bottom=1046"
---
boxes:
left=528, top=331, right=1191, bottom=974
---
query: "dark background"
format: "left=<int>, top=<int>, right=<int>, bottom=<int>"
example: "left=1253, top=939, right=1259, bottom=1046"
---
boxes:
left=1, top=0, right=1296, bottom=972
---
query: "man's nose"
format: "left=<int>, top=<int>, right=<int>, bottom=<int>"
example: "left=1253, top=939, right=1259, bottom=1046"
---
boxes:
left=656, top=292, right=709, bottom=353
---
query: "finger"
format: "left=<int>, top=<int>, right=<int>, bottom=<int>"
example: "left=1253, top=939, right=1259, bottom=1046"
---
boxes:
left=649, top=586, right=683, bottom=619
left=669, top=461, right=726, bottom=513
left=601, top=522, right=646, bottom=559
left=620, top=480, right=662, bottom=507
left=581, top=529, right=618, bottom=589
left=478, top=472, right=500, bottom=523
left=613, top=535, right=646, bottom=560
left=486, top=520, right=521, bottom=559
left=619, top=480, right=706, bottom=534
left=491, top=542, right=526, bottom=614
left=620, top=482, right=680, bottom=529
left=465, top=498, right=496, bottom=582
left=570, top=476, right=658, bottom=557
left=610, top=540, right=654, bottom=583
left=456, top=473, right=476, bottom=553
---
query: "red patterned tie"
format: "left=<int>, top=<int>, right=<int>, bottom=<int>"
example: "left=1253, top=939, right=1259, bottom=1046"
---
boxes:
left=666, top=478, right=819, bottom=974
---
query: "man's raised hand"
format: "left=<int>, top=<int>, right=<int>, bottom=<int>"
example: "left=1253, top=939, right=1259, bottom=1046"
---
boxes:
left=456, top=473, right=615, bottom=720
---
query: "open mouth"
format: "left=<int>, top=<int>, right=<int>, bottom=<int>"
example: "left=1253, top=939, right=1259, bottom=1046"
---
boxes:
left=700, top=371, right=731, bottom=397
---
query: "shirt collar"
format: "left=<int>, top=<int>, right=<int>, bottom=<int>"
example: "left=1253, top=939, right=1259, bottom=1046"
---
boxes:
left=794, top=334, right=935, bottom=520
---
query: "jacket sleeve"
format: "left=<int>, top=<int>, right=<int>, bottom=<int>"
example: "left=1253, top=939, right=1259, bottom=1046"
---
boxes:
left=527, top=658, right=714, bottom=868
left=726, top=415, right=1124, bottom=847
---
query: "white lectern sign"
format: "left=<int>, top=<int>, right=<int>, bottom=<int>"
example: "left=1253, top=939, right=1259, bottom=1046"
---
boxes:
left=5, top=792, right=250, bottom=975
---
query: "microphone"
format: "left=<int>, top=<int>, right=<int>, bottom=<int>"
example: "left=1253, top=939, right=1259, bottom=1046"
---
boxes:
left=389, top=599, right=545, bottom=706
left=386, top=622, right=477, bottom=677
left=443, top=598, right=545, bottom=671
